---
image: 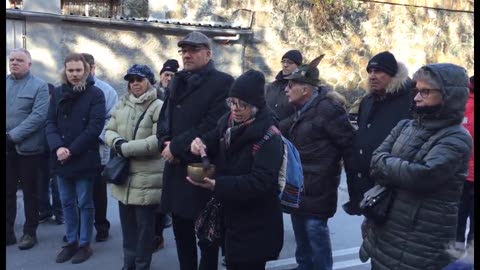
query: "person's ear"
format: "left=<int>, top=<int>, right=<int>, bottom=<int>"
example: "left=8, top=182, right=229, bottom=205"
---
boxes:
left=302, top=86, right=308, bottom=96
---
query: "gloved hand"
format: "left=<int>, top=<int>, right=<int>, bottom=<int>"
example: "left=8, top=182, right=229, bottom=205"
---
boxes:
left=6, top=133, right=15, bottom=152
left=342, top=199, right=362, bottom=216
left=114, top=139, right=128, bottom=157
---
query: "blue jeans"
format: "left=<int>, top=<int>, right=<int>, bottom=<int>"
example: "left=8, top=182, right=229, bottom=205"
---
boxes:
left=57, top=176, right=95, bottom=246
left=291, top=213, right=333, bottom=270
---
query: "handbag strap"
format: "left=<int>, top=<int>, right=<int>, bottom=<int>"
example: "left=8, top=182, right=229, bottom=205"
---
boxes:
left=133, top=99, right=156, bottom=140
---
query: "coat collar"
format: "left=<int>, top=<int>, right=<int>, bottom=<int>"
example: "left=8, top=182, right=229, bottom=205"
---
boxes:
left=121, top=87, right=157, bottom=108
left=170, top=60, right=216, bottom=103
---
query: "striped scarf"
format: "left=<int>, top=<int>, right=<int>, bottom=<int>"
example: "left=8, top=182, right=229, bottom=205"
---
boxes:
left=223, top=114, right=255, bottom=149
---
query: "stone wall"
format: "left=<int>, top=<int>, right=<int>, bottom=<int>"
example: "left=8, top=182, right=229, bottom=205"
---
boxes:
left=207, top=0, right=474, bottom=104
left=158, top=0, right=473, bottom=103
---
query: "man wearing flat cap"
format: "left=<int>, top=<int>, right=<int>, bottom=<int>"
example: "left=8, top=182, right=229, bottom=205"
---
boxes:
left=279, top=56, right=355, bottom=270
left=343, top=51, right=414, bottom=217
left=266, top=49, right=303, bottom=121
left=157, top=31, right=234, bottom=270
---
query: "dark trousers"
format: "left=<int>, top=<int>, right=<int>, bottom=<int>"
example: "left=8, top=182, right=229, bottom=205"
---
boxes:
left=6, top=151, right=42, bottom=236
left=119, top=202, right=157, bottom=270
left=226, top=261, right=267, bottom=270
left=154, top=213, right=165, bottom=237
left=172, top=214, right=219, bottom=270
left=37, top=155, right=62, bottom=218
left=456, top=181, right=474, bottom=244
left=93, top=165, right=110, bottom=234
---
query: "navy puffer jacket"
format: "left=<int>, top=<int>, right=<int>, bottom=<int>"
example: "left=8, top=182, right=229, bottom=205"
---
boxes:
left=46, top=75, right=106, bottom=179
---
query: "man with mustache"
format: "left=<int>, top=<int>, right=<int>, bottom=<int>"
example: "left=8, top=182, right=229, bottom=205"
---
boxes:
left=343, top=51, right=414, bottom=217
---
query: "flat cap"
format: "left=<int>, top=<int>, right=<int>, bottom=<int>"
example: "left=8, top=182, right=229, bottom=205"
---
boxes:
left=178, top=31, right=211, bottom=49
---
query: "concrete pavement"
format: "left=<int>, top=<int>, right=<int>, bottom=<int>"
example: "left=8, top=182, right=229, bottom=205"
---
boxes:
left=6, top=172, right=370, bottom=270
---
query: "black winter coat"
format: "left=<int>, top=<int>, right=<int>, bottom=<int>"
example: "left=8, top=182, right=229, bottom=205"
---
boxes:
left=344, top=63, right=414, bottom=213
left=45, top=75, right=106, bottom=179
left=360, top=63, right=472, bottom=270
left=279, top=88, right=354, bottom=218
left=157, top=60, right=234, bottom=219
left=265, top=71, right=295, bottom=121
left=202, top=107, right=284, bottom=264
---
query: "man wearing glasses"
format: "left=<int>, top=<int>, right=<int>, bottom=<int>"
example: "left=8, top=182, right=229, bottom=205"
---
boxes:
left=280, top=56, right=355, bottom=270
left=266, top=49, right=303, bottom=121
left=157, top=31, right=234, bottom=270
left=343, top=51, right=414, bottom=218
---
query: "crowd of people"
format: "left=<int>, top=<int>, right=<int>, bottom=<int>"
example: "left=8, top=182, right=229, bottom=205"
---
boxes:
left=6, top=30, right=474, bottom=270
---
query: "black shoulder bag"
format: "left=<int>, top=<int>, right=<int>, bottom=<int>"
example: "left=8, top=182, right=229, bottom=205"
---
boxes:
left=103, top=100, right=156, bottom=185
left=359, top=184, right=393, bottom=225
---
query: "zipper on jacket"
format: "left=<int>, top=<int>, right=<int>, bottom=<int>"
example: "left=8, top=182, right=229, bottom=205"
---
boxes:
left=125, top=175, right=132, bottom=204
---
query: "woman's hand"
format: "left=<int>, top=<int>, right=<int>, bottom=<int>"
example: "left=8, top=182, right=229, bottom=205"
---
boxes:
left=190, top=137, right=206, bottom=156
left=186, top=176, right=215, bottom=191
left=162, top=141, right=175, bottom=162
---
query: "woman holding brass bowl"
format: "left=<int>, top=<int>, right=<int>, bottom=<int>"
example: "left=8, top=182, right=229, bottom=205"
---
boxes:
left=187, top=70, right=284, bottom=270
left=105, top=64, right=165, bottom=270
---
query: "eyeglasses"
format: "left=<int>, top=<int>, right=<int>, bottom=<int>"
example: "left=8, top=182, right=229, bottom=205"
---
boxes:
left=413, top=88, right=441, bottom=98
left=287, top=80, right=306, bottom=89
left=281, top=59, right=295, bottom=65
left=226, top=98, right=248, bottom=110
left=128, top=76, right=145, bottom=83
left=178, top=46, right=207, bottom=55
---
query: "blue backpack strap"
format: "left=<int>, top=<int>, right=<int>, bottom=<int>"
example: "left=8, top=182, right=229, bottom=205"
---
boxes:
left=252, top=125, right=281, bottom=155
left=279, top=137, right=304, bottom=210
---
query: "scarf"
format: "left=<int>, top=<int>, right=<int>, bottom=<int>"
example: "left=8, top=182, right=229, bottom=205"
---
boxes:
left=171, top=60, right=215, bottom=101
left=58, top=85, right=84, bottom=115
left=223, top=114, right=256, bottom=149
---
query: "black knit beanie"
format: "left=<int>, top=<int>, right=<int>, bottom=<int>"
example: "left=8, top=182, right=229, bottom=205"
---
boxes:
left=366, top=51, right=398, bottom=76
left=282, top=50, right=303, bottom=65
left=160, top=59, right=179, bottom=75
left=229, top=69, right=266, bottom=108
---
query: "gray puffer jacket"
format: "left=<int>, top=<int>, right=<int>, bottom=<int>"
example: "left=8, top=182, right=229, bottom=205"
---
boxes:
left=359, top=63, right=473, bottom=270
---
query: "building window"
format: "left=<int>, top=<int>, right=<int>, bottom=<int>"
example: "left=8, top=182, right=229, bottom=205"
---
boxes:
left=61, top=0, right=122, bottom=18
left=9, top=0, right=23, bottom=9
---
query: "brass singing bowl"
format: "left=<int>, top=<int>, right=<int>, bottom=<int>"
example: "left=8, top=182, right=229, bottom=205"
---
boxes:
left=187, top=163, right=216, bottom=183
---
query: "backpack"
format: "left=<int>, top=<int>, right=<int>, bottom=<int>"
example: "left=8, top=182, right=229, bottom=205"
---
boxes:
left=253, top=125, right=304, bottom=211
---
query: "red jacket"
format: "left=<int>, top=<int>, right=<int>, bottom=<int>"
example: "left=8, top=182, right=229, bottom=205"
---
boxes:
left=463, top=92, right=474, bottom=182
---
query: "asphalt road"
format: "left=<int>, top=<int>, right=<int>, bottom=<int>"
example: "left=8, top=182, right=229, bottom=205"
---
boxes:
left=6, top=171, right=371, bottom=270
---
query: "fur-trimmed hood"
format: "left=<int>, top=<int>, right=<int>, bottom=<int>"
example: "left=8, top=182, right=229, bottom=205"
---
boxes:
left=377, top=62, right=410, bottom=95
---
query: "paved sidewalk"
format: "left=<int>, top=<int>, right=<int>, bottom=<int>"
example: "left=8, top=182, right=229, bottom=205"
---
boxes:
left=7, top=174, right=370, bottom=270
